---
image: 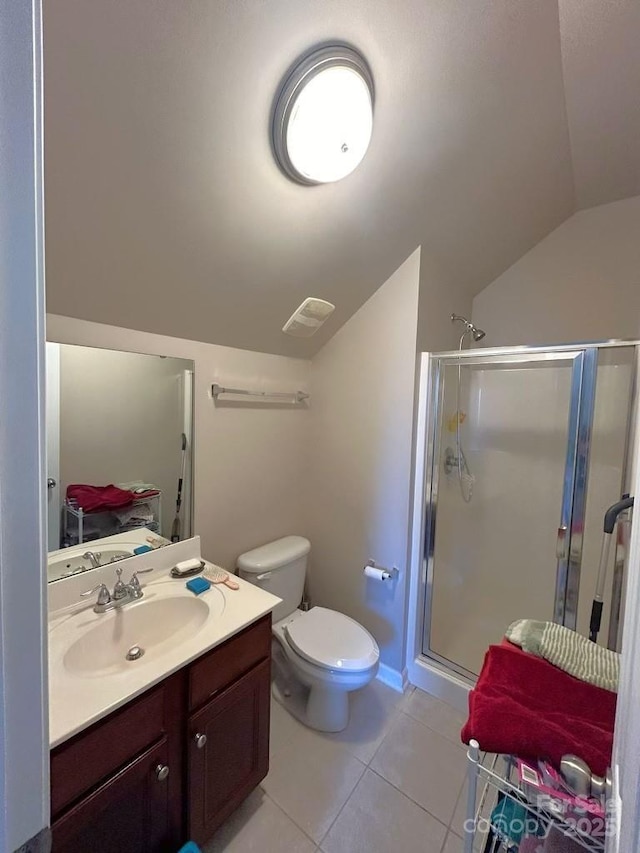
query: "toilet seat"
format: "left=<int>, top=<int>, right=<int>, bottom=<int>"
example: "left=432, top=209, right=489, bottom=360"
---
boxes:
left=284, top=606, right=379, bottom=673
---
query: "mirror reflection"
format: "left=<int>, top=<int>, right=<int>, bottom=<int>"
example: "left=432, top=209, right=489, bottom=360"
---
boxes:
left=46, top=343, right=194, bottom=582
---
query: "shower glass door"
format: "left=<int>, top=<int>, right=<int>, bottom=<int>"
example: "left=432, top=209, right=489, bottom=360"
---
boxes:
left=423, top=349, right=592, bottom=678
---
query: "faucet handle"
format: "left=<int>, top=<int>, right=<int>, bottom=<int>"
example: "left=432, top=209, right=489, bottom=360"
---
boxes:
left=129, top=567, right=154, bottom=596
left=113, top=566, right=128, bottom=599
left=80, top=583, right=111, bottom=606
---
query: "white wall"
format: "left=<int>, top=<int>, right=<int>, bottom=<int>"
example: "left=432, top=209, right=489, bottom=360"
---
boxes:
left=305, top=249, right=421, bottom=682
left=417, top=251, right=474, bottom=353
left=57, top=345, right=191, bottom=541
left=47, top=315, right=311, bottom=571
left=0, top=0, right=50, bottom=849
left=472, top=195, right=640, bottom=347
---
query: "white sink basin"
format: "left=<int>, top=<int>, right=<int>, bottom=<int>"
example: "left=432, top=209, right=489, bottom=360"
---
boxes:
left=48, top=547, right=135, bottom=580
left=63, top=595, right=212, bottom=677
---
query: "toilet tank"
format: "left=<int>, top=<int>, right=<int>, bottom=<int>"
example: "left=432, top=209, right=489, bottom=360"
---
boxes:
left=237, top=536, right=310, bottom=623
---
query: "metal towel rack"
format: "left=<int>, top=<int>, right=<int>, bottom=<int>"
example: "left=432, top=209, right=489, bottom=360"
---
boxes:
left=211, top=383, right=310, bottom=405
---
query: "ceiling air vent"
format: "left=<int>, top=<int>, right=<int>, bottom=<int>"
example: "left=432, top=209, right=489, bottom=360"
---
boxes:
left=282, top=297, right=335, bottom=337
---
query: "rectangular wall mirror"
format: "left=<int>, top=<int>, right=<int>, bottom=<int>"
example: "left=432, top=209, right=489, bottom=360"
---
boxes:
left=46, top=343, right=194, bottom=583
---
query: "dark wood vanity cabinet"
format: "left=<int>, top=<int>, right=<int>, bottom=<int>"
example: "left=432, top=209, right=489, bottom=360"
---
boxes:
left=50, top=739, right=173, bottom=853
left=188, top=659, right=270, bottom=843
left=50, top=615, right=271, bottom=853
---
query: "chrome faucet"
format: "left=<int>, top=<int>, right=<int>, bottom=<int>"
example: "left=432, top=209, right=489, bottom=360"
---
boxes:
left=83, top=551, right=102, bottom=568
left=81, top=566, right=154, bottom=613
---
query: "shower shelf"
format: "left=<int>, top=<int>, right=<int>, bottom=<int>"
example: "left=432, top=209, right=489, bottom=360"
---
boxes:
left=464, top=740, right=607, bottom=852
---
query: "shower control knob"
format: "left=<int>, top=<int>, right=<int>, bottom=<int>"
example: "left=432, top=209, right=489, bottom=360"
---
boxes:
left=155, top=764, right=170, bottom=782
left=194, top=733, right=207, bottom=749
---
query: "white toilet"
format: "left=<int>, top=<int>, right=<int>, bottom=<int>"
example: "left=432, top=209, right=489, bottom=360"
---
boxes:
left=237, top=536, right=379, bottom=732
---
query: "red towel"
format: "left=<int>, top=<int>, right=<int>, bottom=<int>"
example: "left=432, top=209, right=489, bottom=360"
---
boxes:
left=66, top=484, right=134, bottom=513
left=461, top=643, right=616, bottom=776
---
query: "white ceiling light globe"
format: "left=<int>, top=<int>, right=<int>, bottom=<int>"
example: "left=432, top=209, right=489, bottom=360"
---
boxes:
left=286, top=66, right=373, bottom=183
left=273, top=46, right=374, bottom=185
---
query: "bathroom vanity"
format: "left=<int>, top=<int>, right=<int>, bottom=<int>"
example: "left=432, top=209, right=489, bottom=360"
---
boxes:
left=47, top=540, right=279, bottom=853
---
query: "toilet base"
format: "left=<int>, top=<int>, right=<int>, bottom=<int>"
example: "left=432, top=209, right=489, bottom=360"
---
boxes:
left=271, top=642, right=351, bottom=732
left=306, top=685, right=349, bottom=732
left=272, top=679, right=350, bottom=733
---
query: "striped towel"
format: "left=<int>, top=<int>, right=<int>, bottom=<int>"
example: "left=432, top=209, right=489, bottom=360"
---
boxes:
left=505, top=619, right=619, bottom=693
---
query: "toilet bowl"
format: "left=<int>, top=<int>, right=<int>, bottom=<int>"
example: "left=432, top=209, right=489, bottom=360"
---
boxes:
left=237, top=536, right=380, bottom=732
left=272, top=607, right=379, bottom=731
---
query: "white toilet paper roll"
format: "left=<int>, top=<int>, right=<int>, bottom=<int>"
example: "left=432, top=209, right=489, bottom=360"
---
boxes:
left=364, top=565, right=390, bottom=581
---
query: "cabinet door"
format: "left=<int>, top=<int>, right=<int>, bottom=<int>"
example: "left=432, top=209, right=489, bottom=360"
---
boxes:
left=188, top=658, right=270, bottom=844
left=52, top=738, right=173, bottom=853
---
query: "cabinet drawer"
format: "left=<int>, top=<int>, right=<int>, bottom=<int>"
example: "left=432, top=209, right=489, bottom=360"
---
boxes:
left=189, top=614, right=271, bottom=711
left=51, top=678, right=174, bottom=818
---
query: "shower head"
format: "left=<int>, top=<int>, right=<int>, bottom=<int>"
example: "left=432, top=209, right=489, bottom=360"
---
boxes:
left=451, top=314, right=486, bottom=342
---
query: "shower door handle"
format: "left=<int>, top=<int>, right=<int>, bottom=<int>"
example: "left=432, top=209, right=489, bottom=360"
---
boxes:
left=556, top=525, right=568, bottom=560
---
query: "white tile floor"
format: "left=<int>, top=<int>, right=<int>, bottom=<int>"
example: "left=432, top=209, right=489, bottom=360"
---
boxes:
left=203, top=680, right=469, bottom=853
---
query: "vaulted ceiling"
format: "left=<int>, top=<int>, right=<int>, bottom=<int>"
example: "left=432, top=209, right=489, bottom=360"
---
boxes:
left=43, top=0, right=640, bottom=357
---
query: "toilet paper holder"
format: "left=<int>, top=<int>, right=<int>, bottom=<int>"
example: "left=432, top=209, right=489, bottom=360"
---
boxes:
left=364, top=559, right=399, bottom=580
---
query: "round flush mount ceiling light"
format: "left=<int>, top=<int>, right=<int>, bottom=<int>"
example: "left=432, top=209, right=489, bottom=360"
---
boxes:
left=272, top=44, right=374, bottom=185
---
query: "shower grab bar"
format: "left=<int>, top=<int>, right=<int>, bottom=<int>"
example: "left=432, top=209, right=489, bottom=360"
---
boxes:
left=212, top=383, right=309, bottom=404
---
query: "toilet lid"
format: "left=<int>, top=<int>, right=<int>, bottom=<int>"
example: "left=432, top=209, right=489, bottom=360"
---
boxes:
left=284, top=607, right=379, bottom=672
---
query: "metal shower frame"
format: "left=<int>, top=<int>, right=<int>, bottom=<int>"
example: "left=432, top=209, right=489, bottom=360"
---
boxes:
left=420, top=340, right=638, bottom=681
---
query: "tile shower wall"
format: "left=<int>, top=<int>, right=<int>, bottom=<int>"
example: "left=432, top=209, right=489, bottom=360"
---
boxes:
left=47, top=314, right=311, bottom=570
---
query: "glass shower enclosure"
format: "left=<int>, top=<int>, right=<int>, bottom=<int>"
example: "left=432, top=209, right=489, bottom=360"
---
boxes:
left=420, top=342, right=636, bottom=680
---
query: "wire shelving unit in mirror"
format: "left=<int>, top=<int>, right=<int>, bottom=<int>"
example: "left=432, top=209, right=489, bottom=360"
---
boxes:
left=62, top=492, right=161, bottom=547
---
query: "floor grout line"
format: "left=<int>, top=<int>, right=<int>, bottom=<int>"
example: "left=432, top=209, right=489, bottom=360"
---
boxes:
left=314, top=758, right=368, bottom=848
left=397, top=701, right=468, bottom=750
left=264, top=689, right=464, bottom=852
left=261, top=776, right=329, bottom=847
left=260, top=790, right=319, bottom=847
left=368, top=711, right=468, bottom=823
left=366, top=764, right=451, bottom=835
left=364, top=703, right=404, bottom=766
left=264, top=727, right=368, bottom=848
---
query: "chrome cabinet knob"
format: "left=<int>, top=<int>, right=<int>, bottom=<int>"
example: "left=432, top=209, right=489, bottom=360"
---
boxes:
left=155, top=764, right=170, bottom=782
left=194, top=733, right=207, bottom=749
left=47, top=478, right=57, bottom=489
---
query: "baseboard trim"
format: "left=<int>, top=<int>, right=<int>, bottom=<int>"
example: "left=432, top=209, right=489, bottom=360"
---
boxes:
left=407, top=656, right=470, bottom=714
left=376, top=663, right=409, bottom=693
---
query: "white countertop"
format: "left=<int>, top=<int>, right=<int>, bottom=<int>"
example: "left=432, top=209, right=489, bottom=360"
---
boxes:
left=48, top=543, right=280, bottom=748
